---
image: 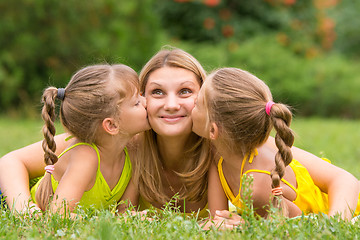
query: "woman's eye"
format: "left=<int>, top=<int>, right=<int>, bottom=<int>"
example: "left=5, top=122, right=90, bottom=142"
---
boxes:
left=135, top=100, right=141, bottom=106
left=179, top=88, right=192, bottom=95
left=151, top=89, right=164, bottom=95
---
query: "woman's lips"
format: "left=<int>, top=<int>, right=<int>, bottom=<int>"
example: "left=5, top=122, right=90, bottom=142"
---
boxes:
left=160, top=115, right=185, bottom=122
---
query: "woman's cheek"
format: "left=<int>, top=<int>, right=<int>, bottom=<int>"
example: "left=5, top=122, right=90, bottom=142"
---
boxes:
left=144, top=98, right=156, bottom=114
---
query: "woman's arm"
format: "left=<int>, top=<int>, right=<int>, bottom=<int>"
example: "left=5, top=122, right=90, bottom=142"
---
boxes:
left=292, top=146, right=359, bottom=220
left=0, top=133, right=70, bottom=212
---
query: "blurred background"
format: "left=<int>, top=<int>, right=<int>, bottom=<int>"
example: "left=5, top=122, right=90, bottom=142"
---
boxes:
left=0, top=0, right=359, bottom=118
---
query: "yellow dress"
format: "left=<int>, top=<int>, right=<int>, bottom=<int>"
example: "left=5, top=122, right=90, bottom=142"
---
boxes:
left=31, top=142, right=132, bottom=210
left=218, top=149, right=360, bottom=215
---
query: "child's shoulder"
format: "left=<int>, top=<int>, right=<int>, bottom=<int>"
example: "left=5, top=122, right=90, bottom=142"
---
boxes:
left=54, top=140, right=99, bottom=190
left=61, top=140, right=99, bottom=167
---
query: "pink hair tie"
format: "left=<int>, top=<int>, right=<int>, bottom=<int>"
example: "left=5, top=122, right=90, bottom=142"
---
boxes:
left=272, top=186, right=283, bottom=196
left=45, top=165, right=55, bottom=174
left=265, top=101, right=275, bottom=116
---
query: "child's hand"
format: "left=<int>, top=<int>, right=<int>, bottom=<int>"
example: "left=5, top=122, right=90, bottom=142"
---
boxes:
left=213, top=210, right=243, bottom=229
left=21, top=203, right=42, bottom=218
left=125, top=210, right=153, bottom=221
left=201, top=210, right=243, bottom=230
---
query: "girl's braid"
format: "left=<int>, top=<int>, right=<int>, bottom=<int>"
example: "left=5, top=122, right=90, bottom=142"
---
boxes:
left=269, top=103, right=294, bottom=214
left=36, top=87, right=60, bottom=211
left=41, top=87, right=58, bottom=166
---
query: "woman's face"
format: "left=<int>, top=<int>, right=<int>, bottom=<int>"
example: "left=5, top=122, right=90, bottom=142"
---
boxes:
left=144, top=67, right=200, bottom=138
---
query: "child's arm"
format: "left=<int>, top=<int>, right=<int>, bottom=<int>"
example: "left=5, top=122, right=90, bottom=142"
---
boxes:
left=49, top=144, right=98, bottom=213
left=251, top=172, right=302, bottom=218
left=201, top=160, right=229, bottom=230
left=116, top=138, right=141, bottom=213
left=292, top=146, right=359, bottom=220
left=117, top=178, right=140, bottom=213
left=207, top=160, right=228, bottom=217
left=0, top=133, right=70, bottom=212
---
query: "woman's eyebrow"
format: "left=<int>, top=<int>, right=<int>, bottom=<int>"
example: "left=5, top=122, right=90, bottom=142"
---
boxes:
left=179, top=81, right=198, bottom=86
left=147, top=82, right=162, bottom=87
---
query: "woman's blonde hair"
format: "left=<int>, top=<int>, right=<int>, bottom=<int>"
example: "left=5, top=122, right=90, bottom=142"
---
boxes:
left=37, top=64, right=139, bottom=211
left=205, top=68, right=294, bottom=215
left=134, top=47, right=212, bottom=204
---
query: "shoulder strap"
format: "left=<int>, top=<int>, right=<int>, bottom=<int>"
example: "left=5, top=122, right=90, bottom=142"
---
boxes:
left=217, top=157, right=237, bottom=202
left=239, top=149, right=258, bottom=196
left=242, top=167, right=298, bottom=193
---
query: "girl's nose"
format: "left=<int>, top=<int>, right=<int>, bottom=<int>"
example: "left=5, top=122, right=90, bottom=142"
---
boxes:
left=164, top=94, right=180, bottom=111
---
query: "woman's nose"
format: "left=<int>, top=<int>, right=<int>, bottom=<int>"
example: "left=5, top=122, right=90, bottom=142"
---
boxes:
left=164, top=94, right=180, bottom=111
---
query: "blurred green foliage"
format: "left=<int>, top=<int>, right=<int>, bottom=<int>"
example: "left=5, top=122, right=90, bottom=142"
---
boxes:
left=0, top=0, right=359, bottom=118
left=0, top=0, right=162, bottom=115
left=176, top=36, right=360, bottom=118
left=157, top=0, right=360, bottom=118
left=156, top=0, right=334, bottom=55
left=156, top=0, right=285, bottom=42
left=331, top=0, right=360, bottom=58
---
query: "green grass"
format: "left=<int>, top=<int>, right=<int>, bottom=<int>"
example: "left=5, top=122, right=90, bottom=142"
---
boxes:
left=0, top=117, right=64, bottom=158
left=1, top=116, right=360, bottom=239
left=291, top=117, right=360, bottom=179
left=1, top=191, right=360, bottom=239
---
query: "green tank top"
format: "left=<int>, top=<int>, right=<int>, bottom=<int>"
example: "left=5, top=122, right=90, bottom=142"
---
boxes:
left=30, top=142, right=132, bottom=210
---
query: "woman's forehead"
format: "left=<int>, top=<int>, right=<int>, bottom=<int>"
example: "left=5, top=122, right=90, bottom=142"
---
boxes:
left=146, top=67, right=200, bottom=87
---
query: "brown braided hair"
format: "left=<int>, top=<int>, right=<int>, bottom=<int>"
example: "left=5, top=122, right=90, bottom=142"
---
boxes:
left=36, top=64, right=139, bottom=211
left=204, top=68, right=294, bottom=216
left=268, top=103, right=294, bottom=215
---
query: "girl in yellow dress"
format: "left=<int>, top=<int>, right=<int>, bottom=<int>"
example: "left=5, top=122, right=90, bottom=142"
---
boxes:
left=192, top=67, right=360, bottom=226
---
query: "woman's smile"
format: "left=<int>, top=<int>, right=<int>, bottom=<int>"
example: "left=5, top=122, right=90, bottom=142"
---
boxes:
left=160, top=114, right=186, bottom=123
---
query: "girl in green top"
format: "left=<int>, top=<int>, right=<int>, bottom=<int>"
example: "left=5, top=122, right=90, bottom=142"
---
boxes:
left=1, top=64, right=150, bottom=215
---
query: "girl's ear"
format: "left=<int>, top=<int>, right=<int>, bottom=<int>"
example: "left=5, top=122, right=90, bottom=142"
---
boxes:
left=102, top=118, right=119, bottom=135
left=209, top=122, right=219, bottom=140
